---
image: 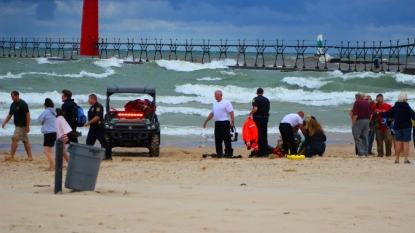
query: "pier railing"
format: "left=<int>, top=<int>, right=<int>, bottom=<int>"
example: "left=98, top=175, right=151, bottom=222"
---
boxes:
left=1, top=37, right=414, bottom=72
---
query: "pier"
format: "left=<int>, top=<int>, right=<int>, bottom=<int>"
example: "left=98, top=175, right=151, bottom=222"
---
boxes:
left=1, top=37, right=415, bottom=74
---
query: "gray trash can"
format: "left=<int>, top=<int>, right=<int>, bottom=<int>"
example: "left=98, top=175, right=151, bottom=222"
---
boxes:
left=65, top=143, right=105, bottom=191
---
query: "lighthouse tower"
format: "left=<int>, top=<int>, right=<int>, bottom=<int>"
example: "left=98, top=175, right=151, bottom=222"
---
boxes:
left=80, top=0, right=99, bottom=56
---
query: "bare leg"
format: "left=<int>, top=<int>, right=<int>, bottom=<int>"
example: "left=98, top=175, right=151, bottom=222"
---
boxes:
left=43, top=146, right=55, bottom=170
left=23, top=141, right=33, bottom=161
left=395, top=141, right=403, bottom=162
left=403, top=142, right=410, bottom=162
left=11, top=141, right=18, bottom=158
left=62, top=144, right=69, bottom=164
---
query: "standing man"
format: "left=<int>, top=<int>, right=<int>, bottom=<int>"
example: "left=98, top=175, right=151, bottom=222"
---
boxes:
left=366, top=95, right=376, bottom=155
left=84, top=94, right=112, bottom=160
left=279, top=111, right=306, bottom=155
left=61, top=89, right=78, bottom=143
left=1, top=91, right=33, bottom=161
left=249, top=88, right=270, bottom=157
left=372, top=94, right=392, bottom=157
left=352, top=93, right=372, bottom=157
left=203, top=90, right=235, bottom=157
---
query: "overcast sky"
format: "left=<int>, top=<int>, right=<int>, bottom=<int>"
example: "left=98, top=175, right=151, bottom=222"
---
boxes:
left=1, top=0, right=414, bottom=45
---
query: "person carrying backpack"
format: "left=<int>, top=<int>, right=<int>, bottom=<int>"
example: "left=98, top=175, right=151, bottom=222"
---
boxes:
left=61, top=89, right=79, bottom=144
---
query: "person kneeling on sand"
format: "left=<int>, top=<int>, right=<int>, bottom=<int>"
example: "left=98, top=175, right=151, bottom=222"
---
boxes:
left=299, top=116, right=326, bottom=158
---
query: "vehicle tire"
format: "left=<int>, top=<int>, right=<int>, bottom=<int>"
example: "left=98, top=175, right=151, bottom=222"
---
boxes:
left=149, top=134, right=160, bottom=157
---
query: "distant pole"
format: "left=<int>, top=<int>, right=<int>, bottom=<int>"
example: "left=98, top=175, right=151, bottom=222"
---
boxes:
left=54, top=138, right=64, bottom=194
left=80, top=0, right=99, bottom=56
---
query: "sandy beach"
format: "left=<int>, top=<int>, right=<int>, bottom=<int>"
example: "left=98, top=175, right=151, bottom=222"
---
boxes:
left=1, top=141, right=414, bottom=233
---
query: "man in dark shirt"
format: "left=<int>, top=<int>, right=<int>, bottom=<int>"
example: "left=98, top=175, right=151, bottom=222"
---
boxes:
left=249, top=88, right=270, bottom=157
left=352, top=93, right=373, bottom=157
left=61, top=89, right=78, bottom=143
left=1, top=91, right=33, bottom=161
left=84, top=94, right=112, bottom=160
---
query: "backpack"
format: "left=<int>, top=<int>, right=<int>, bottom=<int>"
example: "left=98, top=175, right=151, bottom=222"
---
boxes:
left=72, top=102, right=87, bottom=127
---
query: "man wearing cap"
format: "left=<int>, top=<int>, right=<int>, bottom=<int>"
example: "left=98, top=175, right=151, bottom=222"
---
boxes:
left=203, top=90, right=235, bottom=157
left=371, top=94, right=392, bottom=157
left=249, top=88, right=270, bottom=157
left=352, top=93, right=373, bottom=157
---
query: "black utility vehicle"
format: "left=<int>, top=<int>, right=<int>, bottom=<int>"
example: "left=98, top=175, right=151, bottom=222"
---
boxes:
left=104, top=86, right=160, bottom=157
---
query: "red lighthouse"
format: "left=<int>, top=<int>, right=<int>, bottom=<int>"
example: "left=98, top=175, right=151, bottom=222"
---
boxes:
left=80, top=0, right=99, bottom=56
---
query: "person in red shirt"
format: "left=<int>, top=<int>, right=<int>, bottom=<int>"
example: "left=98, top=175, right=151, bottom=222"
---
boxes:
left=371, top=94, right=392, bottom=157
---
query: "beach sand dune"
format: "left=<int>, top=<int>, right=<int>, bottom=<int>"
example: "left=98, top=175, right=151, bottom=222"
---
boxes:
left=1, top=144, right=414, bottom=233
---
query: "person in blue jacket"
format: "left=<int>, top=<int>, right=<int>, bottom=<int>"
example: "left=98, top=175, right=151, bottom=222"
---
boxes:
left=37, top=98, right=57, bottom=171
left=378, top=93, right=415, bottom=163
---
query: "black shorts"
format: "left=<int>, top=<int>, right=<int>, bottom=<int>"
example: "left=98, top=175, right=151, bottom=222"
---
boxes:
left=43, top=132, right=57, bottom=147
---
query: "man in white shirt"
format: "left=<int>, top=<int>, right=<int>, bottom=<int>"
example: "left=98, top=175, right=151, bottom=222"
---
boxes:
left=203, top=90, right=235, bottom=157
left=279, top=111, right=306, bottom=155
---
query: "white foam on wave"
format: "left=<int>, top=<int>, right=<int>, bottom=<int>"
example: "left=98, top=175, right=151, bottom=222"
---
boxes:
left=0, top=125, right=90, bottom=137
left=0, top=72, right=24, bottom=79
left=174, top=83, right=415, bottom=106
left=219, top=70, right=238, bottom=76
left=33, top=69, right=114, bottom=79
left=0, top=124, right=353, bottom=137
left=196, top=77, right=223, bottom=81
left=155, top=58, right=236, bottom=72
left=2, top=88, right=414, bottom=108
left=282, top=76, right=333, bottom=89
left=93, top=57, right=122, bottom=68
left=327, top=70, right=383, bottom=81
left=324, top=125, right=352, bottom=133
left=34, top=58, right=54, bottom=64
left=104, top=94, right=214, bottom=105
left=0, top=91, right=105, bottom=105
left=0, top=69, right=114, bottom=80
left=395, top=73, right=415, bottom=85
left=0, top=106, right=89, bottom=121
left=156, top=106, right=249, bottom=117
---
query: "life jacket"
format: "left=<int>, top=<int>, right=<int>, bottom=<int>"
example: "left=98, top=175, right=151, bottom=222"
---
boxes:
left=242, top=118, right=258, bottom=151
left=124, top=99, right=155, bottom=113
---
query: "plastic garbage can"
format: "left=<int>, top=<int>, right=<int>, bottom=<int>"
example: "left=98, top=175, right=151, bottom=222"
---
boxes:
left=65, top=143, right=105, bottom=191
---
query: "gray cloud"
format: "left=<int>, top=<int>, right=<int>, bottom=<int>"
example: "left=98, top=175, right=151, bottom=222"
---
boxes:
left=0, top=0, right=414, bottom=43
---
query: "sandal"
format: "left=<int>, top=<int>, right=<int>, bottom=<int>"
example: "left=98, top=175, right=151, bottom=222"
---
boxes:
left=395, top=160, right=399, bottom=164
left=404, top=160, right=411, bottom=164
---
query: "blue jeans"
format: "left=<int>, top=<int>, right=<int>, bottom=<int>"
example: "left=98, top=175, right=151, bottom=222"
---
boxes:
left=305, top=145, right=326, bottom=157
left=368, top=124, right=376, bottom=153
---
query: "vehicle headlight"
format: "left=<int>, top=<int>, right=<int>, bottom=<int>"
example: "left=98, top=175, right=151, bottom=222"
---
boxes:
left=105, top=123, right=109, bottom=129
left=151, top=125, right=155, bottom=129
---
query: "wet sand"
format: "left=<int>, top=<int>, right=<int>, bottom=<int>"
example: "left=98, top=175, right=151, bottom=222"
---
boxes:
left=1, top=142, right=414, bottom=233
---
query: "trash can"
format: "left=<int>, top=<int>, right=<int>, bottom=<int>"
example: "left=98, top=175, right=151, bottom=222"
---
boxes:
left=65, top=143, right=105, bottom=191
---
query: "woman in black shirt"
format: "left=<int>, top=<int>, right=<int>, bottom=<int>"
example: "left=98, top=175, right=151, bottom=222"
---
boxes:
left=300, top=116, right=327, bottom=157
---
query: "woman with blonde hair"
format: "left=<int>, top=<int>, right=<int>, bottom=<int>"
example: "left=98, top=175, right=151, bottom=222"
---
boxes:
left=379, top=93, right=415, bottom=163
left=300, top=116, right=327, bottom=157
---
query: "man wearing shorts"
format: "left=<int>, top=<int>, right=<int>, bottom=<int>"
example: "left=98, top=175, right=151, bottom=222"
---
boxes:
left=1, top=91, right=33, bottom=161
